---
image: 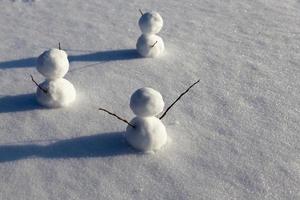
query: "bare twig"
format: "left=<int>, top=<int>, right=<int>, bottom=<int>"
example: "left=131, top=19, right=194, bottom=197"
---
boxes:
left=99, top=108, right=135, bottom=128
left=30, top=75, right=48, bottom=94
left=159, top=79, right=200, bottom=120
left=150, top=41, right=158, bottom=48
left=139, top=9, right=143, bottom=16
left=58, top=42, right=61, bottom=50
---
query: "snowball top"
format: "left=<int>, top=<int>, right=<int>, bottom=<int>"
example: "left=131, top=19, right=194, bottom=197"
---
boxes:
left=126, top=116, right=167, bottom=152
left=136, top=34, right=165, bottom=58
left=139, top=11, right=163, bottom=34
left=130, top=87, right=164, bottom=117
left=36, top=78, right=76, bottom=108
left=37, top=48, right=69, bottom=80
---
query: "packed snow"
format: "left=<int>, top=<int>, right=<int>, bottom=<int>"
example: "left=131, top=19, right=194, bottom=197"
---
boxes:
left=36, top=78, right=76, bottom=108
left=138, top=11, right=163, bottom=35
left=127, top=87, right=167, bottom=152
left=130, top=87, right=164, bottom=117
left=37, top=48, right=69, bottom=80
left=0, top=0, right=299, bottom=200
left=126, top=116, right=167, bottom=152
left=35, top=47, right=76, bottom=108
left=136, top=11, right=165, bottom=57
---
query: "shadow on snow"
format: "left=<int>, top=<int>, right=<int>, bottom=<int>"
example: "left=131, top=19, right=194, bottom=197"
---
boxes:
left=0, top=132, right=134, bottom=163
left=0, top=93, right=43, bottom=113
left=0, top=49, right=140, bottom=69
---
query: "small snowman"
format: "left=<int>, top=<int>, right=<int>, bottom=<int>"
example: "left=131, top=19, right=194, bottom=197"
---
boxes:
left=136, top=9, right=165, bottom=58
left=99, top=80, right=200, bottom=153
left=126, top=87, right=167, bottom=152
left=31, top=43, right=76, bottom=108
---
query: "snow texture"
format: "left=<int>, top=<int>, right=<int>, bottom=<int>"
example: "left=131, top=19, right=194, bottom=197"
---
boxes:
left=0, top=0, right=299, bottom=200
left=36, top=78, right=76, bottom=108
left=136, top=34, right=165, bottom=57
left=130, top=87, right=164, bottom=117
left=138, top=11, right=163, bottom=34
left=126, top=117, right=167, bottom=152
left=37, top=48, right=69, bottom=80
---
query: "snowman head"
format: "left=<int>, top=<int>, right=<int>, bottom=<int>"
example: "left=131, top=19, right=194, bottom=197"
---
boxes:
left=37, top=48, right=69, bottom=80
left=130, top=87, right=165, bottom=117
left=138, top=11, right=163, bottom=34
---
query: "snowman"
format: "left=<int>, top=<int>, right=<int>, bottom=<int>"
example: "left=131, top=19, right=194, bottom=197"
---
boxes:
left=136, top=10, right=165, bottom=58
left=31, top=44, right=76, bottom=108
left=99, top=80, right=200, bottom=153
left=126, top=87, right=167, bottom=152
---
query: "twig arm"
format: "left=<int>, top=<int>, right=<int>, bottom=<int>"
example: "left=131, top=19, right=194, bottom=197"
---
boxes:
left=30, top=75, right=48, bottom=94
left=159, top=79, right=200, bottom=120
left=139, top=9, right=143, bottom=16
left=150, top=41, right=158, bottom=48
left=99, top=108, right=135, bottom=128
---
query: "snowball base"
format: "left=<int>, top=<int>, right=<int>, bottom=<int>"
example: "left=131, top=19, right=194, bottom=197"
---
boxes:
left=125, top=117, right=167, bottom=152
left=36, top=78, right=76, bottom=108
left=136, top=34, right=165, bottom=58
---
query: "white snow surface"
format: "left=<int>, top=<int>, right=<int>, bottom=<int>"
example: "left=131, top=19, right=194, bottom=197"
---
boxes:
left=136, top=34, right=165, bottom=57
left=0, top=1, right=299, bottom=200
left=37, top=48, right=69, bottom=80
left=130, top=87, right=164, bottom=117
left=126, top=117, right=167, bottom=152
left=138, top=11, right=163, bottom=34
left=36, top=78, right=76, bottom=108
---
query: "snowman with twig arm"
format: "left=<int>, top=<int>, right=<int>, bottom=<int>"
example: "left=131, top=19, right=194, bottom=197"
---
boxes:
left=30, top=43, right=76, bottom=108
left=136, top=9, right=165, bottom=58
left=99, top=80, right=200, bottom=153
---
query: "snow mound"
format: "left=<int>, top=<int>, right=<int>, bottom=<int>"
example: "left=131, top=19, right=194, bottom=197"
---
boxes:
left=136, top=34, right=165, bottom=58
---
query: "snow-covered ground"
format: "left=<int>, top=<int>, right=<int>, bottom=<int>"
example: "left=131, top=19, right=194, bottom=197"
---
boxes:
left=0, top=0, right=299, bottom=199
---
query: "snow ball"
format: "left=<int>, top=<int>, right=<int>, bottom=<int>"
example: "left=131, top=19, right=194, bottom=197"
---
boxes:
left=136, top=34, right=165, bottom=58
left=37, top=48, right=69, bottom=79
left=139, top=11, right=163, bottom=34
left=126, top=116, right=167, bottom=152
left=36, top=78, right=76, bottom=108
left=130, top=87, right=164, bottom=117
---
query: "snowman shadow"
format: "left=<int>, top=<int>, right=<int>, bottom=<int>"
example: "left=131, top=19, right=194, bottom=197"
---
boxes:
left=68, top=48, right=141, bottom=62
left=0, top=93, right=43, bottom=113
left=0, top=57, right=36, bottom=69
left=0, top=131, right=135, bottom=163
left=0, top=49, right=141, bottom=69
left=68, top=49, right=142, bottom=72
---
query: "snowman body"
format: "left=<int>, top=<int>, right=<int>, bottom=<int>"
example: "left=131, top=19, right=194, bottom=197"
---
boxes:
left=136, top=11, right=165, bottom=58
left=126, top=116, right=167, bottom=152
left=35, top=48, right=76, bottom=108
left=125, top=87, right=167, bottom=152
